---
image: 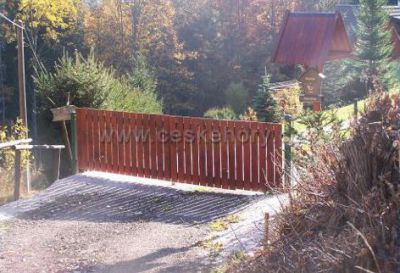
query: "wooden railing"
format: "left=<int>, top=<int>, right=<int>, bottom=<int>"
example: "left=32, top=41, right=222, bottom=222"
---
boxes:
left=0, top=139, right=65, bottom=200
left=76, top=108, right=283, bottom=192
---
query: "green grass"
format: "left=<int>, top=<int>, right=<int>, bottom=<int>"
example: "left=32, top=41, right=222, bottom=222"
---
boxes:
left=293, top=88, right=400, bottom=133
left=293, top=102, right=360, bottom=132
left=333, top=89, right=398, bottom=121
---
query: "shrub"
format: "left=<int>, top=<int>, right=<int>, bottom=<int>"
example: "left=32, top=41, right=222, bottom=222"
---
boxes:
left=0, top=119, right=29, bottom=203
left=224, top=82, right=249, bottom=115
left=128, top=54, right=158, bottom=94
left=252, top=73, right=281, bottom=123
left=230, top=92, right=400, bottom=273
left=204, top=107, right=237, bottom=120
left=239, top=107, right=257, bottom=121
left=34, top=51, right=162, bottom=115
left=296, top=110, right=344, bottom=146
left=272, top=85, right=303, bottom=118
left=104, top=77, right=162, bottom=113
left=34, top=51, right=162, bottom=179
left=35, top=52, right=114, bottom=111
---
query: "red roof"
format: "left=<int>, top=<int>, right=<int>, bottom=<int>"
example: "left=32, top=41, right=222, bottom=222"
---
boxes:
left=272, top=12, right=352, bottom=67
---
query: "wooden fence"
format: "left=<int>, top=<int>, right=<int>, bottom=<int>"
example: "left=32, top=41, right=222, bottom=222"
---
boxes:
left=76, top=108, right=283, bottom=192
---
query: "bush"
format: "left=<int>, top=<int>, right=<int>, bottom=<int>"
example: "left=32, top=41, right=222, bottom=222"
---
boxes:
left=252, top=73, right=281, bottom=123
left=128, top=54, right=158, bottom=94
left=0, top=119, right=29, bottom=203
left=34, top=52, right=162, bottom=179
left=104, top=77, right=162, bottom=113
left=204, top=107, right=237, bottom=120
left=296, top=110, right=344, bottom=146
left=239, top=107, right=257, bottom=121
left=230, top=92, right=400, bottom=273
left=34, top=51, right=162, bottom=115
left=224, top=82, right=249, bottom=115
left=272, top=85, right=303, bottom=118
left=35, top=52, right=113, bottom=111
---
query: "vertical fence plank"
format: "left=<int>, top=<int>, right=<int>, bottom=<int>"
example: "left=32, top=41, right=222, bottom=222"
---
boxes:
left=226, top=122, right=233, bottom=189
left=177, top=117, right=185, bottom=183
left=129, top=112, right=137, bottom=176
left=76, top=108, right=87, bottom=170
left=169, top=116, right=178, bottom=181
left=266, top=126, right=274, bottom=191
left=274, top=124, right=283, bottom=188
left=116, top=112, right=124, bottom=174
left=163, top=116, right=171, bottom=179
left=235, top=122, right=244, bottom=190
left=198, top=120, right=206, bottom=185
left=259, top=124, right=268, bottom=191
left=149, top=115, right=157, bottom=179
left=111, top=112, right=119, bottom=173
left=122, top=112, right=130, bottom=175
left=155, top=115, right=164, bottom=179
left=227, top=123, right=236, bottom=190
left=213, top=120, right=221, bottom=188
left=220, top=121, right=228, bottom=189
left=98, top=110, right=106, bottom=171
left=136, top=114, right=144, bottom=177
left=243, top=123, right=251, bottom=191
left=105, top=111, right=112, bottom=173
left=251, top=122, right=260, bottom=190
left=192, top=119, right=199, bottom=185
left=143, top=115, right=151, bottom=177
left=184, top=118, right=192, bottom=184
left=205, top=119, right=214, bottom=187
left=87, top=109, right=95, bottom=170
left=92, top=110, right=100, bottom=171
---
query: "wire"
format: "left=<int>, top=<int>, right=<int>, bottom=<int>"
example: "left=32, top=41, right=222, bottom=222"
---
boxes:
left=23, top=28, right=46, bottom=72
left=0, top=11, right=45, bottom=72
left=0, top=12, right=24, bottom=29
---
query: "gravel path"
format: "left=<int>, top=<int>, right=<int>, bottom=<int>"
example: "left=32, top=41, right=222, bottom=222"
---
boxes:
left=0, top=172, right=286, bottom=273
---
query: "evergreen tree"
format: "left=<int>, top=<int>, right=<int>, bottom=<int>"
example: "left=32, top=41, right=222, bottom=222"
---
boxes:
left=128, top=55, right=157, bottom=95
left=252, top=73, right=281, bottom=123
left=344, top=0, right=395, bottom=97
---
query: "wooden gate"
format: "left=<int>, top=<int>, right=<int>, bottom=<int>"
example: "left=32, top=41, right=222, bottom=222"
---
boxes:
left=76, top=108, right=283, bottom=192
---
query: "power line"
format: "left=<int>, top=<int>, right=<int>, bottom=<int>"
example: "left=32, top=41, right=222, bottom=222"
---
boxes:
left=0, top=12, right=24, bottom=29
left=0, top=11, right=44, bottom=71
left=23, top=28, right=46, bottom=72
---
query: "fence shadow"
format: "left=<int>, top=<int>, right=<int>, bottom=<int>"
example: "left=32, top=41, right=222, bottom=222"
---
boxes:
left=92, top=244, right=209, bottom=273
left=7, top=174, right=261, bottom=225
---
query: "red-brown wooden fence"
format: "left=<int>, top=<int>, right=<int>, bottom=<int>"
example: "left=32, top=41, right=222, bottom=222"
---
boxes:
left=76, top=108, right=283, bottom=192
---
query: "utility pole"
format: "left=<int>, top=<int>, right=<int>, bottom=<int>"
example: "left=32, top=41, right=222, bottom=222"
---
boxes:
left=17, top=20, right=27, bottom=127
left=16, top=20, right=30, bottom=192
left=0, top=13, right=30, bottom=191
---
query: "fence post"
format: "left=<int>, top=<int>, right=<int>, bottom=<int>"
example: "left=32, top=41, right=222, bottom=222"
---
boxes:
left=53, top=149, right=61, bottom=181
left=14, top=150, right=21, bottom=201
left=70, top=111, right=78, bottom=174
left=353, top=100, right=358, bottom=119
left=284, top=115, right=293, bottom=188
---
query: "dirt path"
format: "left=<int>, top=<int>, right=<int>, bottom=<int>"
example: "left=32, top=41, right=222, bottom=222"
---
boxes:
left=0, top=172, right=284, bottom=273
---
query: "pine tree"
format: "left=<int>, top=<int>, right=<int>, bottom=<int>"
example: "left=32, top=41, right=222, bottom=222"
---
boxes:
left=128, top=54, right=157, bottom=94
left=252, top=73, right=281, bottom=123
left=347, top=0, right=396, bottom=94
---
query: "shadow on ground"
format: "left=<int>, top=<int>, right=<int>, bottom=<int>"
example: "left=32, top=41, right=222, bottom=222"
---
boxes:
left=1, top=174, right=259, bottom=225
left=94, top=245, right=209, bottom=273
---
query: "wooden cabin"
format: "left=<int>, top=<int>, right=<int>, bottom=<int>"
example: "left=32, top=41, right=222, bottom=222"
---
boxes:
left=272, top=12, right=352, bottom=70
left=272, top=12, right=352, bottom=111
